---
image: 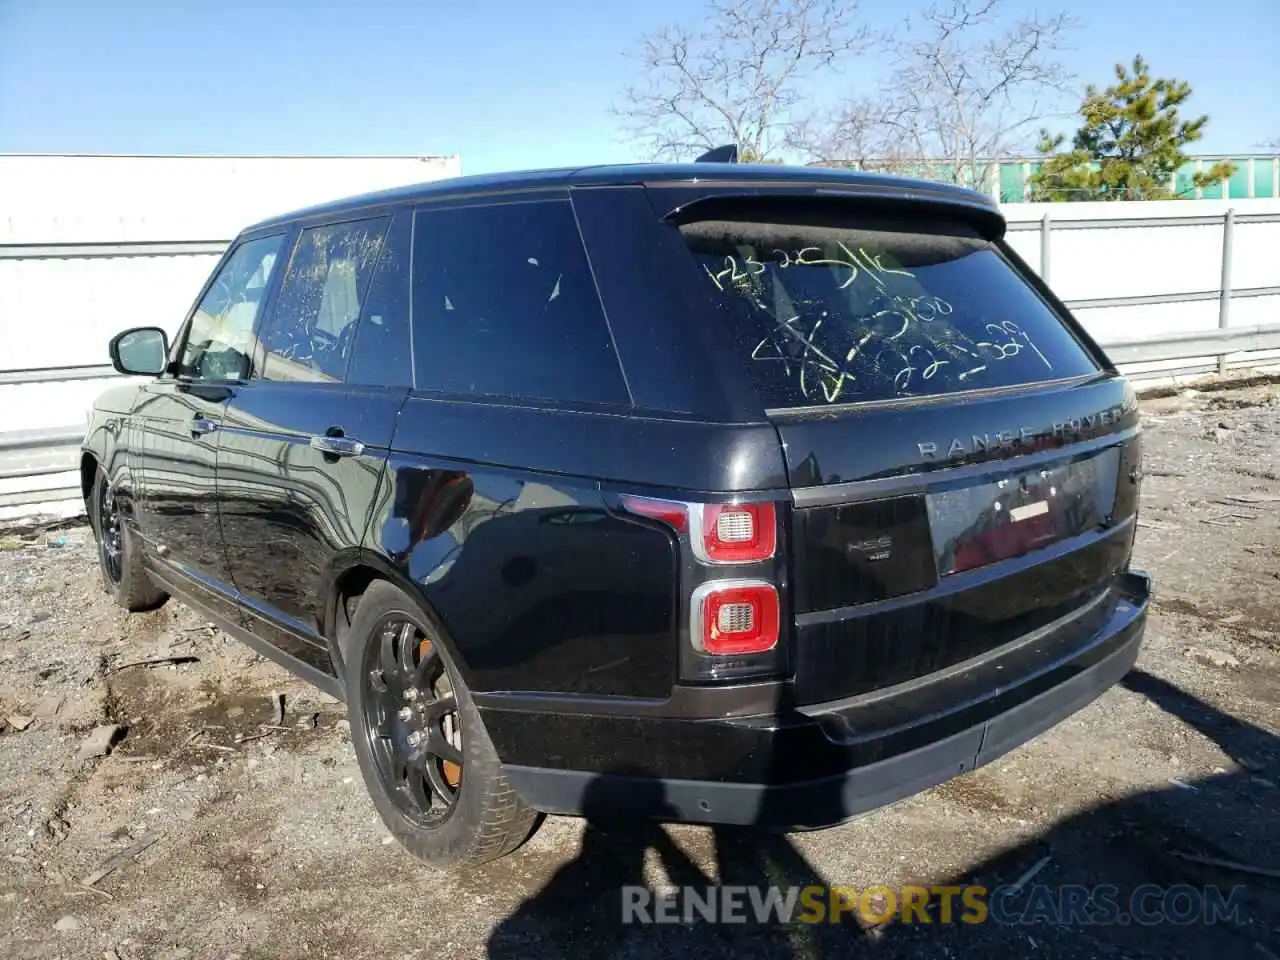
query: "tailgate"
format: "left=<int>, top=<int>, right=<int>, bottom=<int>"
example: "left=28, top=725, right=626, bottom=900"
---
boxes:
left=668, top=196, right=1142, bottom=705
left=781, top=375, right=1142, bottom=705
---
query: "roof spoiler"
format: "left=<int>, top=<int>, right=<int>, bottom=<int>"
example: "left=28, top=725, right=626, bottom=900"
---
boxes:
left=695, top=144, right=739, bottom=164
left=656, top=189, right=1006, bottom=241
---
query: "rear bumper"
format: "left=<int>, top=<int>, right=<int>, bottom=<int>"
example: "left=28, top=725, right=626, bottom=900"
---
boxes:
left=496, top=570, right=1150, bottom=828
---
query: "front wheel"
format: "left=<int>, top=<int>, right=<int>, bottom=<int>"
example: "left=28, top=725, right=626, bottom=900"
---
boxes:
left=344, top=582, right=536, bottom=868
left=90, top=466, right=168, bottom=612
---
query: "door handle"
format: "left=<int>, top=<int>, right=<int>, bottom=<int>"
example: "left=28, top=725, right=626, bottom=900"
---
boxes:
left=309, top=434, right=365, bottom=458
left=191, top=416, right=218, bottom=436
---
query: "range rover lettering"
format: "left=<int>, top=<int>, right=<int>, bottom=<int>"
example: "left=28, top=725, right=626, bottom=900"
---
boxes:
left=83, top=157, right=1150, bottom=867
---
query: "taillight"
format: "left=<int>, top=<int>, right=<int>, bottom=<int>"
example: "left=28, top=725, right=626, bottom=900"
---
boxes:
left=620, top=494, right=786, bottom=674
left=691, top=502, right=776, bottom=564
left=622, top=497, right=776, bottom=565
left=692, top=580, right=780, bottom=655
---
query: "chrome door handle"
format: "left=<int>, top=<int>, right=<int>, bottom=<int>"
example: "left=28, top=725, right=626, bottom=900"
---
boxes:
left=309, top=434, right=365, bottom=457
left=191, top=416, right=218, bottom=436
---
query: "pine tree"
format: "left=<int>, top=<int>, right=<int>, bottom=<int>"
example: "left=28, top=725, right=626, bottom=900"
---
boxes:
left=1029, top=56, right=1234, bottom=201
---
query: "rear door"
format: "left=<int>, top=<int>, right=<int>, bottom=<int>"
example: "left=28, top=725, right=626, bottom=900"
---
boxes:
left=670, top=199, right=1143, bottom=705
left=378, top=197, right=680, bottom=698
left=216, top=210, right=413, bottom=672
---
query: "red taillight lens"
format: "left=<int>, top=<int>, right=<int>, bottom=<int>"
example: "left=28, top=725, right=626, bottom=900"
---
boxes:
left=693, top=503, right=776, bottom=564
left=693, top=580, right=780, bottom=655
left=619, top=495, right=688, bottom=533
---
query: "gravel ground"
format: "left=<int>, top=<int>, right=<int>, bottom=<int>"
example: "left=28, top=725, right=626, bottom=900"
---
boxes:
left=1, top=375, right=1278, bottom=960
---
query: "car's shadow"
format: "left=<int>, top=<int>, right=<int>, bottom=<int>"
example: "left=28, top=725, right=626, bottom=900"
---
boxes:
left=486, top=668, right=1280, bottom=959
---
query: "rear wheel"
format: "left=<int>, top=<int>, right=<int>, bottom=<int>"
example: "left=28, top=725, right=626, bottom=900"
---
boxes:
left=344, top=582, right=536, bottom=867
left=90, top=466, right=168, bottom=612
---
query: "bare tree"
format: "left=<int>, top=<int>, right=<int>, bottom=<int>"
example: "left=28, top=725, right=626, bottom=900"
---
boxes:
left=788, top=98, right=918, bottom=172
left=616, top=0, right=871, bottom=162
left=792, top=0, right=1076, bottom=190
left=886, top=0, right=1078, bottom=190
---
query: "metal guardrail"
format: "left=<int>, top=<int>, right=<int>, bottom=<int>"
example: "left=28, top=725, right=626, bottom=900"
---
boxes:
left=0, top=428, right=87, bottom=487
left=8, top=211, right=1276, bottom=390
left=2, top=322, right=1277, bottom=507
left=1004, top=211, right=1280, bottom=233
left=0, top=426, right=86, bottom=452
left=1102, top=324, right=1280, bottom=364
left=1064, top=285, right=1280, bottom=312
left=0, top=365, right=118, bottom=385
left=0, top=486, right=81, bottom=510
left=2, top=212, right=1278, bottom=513
left=0, top=239, right=229, bottom=260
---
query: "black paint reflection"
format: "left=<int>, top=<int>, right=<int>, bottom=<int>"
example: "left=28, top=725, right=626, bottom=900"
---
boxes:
left=374, top=464, right=678, bottom=699
left=928, top=448, right=1121, bottom=576
left=796, top=495, right=938, bottom=612
left=217, top=383, right=398, bottom=660
left=131, top=381, right=238, bottom=621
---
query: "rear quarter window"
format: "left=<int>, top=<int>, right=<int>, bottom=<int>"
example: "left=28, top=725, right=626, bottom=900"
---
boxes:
left=678, top=209, right=1098, bottom=409
left=411, top=200, right=629, bottom=406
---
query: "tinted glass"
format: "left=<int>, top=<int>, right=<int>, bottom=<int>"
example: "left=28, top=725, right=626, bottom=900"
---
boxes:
left=412, top=201, right=628, bottom=405
left=261, top=216, right=390, bottom=382
left=679, top=211, right=1098, bottom=408
left=178, top=234, right=286, bottom=381
left=346, top=212, right=413, bottom=388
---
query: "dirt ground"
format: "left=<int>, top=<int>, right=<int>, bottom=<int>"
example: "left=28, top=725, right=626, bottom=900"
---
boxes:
left=1, top=375, right=1278, bottom=960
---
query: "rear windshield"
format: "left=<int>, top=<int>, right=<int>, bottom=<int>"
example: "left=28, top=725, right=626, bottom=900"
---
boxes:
left=678, top=210, right=1098, bottom=408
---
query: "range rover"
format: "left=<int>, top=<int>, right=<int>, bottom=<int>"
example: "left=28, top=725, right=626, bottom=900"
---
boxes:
left=83, top=157, right=1150, bottom=867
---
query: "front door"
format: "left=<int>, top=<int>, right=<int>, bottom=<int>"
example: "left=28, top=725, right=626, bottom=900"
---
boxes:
left=134, top=232, right=290, bottom=621
left=216, top=211, right=413, bottom=672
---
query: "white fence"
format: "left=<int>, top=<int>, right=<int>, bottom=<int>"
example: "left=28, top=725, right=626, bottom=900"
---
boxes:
left=1, top=161, right=1278, bottom=518
left=1002, top=197, right=1280, bottom=376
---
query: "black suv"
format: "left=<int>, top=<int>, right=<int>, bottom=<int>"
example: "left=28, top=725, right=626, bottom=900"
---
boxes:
left=84, top=161, right=1150, bottom=867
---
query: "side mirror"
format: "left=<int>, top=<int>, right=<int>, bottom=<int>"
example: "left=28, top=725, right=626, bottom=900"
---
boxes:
left=109, top=327, right=170, bottom=377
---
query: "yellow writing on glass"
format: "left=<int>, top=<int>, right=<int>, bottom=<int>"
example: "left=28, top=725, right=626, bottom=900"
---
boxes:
left=704, top=245, right=1051, bottom=404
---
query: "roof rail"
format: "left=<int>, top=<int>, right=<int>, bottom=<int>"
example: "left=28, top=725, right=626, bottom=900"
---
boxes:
left=695, top=144, right=739, bottom=164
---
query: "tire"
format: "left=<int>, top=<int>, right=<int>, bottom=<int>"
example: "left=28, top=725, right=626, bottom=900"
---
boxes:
left=344, top=581, right=536, bottom=868
left=90, top=465, right=168, bottom=612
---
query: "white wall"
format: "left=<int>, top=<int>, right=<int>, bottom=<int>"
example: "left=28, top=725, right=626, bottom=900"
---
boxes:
left=0, top=154, right=460, bottom=516
left=0, top=154, right=461, bottom=434
left=0, top=154, right=462, bottom=244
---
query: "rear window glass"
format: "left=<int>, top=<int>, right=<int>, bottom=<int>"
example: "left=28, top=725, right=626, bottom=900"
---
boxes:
left=678, top=211, right=1097, bottom=408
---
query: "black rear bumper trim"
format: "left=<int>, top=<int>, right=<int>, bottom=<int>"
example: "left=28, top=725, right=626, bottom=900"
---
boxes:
left=796, top=517, right=1132, bottom=628
left=502, top=589, right=1146, bottom=828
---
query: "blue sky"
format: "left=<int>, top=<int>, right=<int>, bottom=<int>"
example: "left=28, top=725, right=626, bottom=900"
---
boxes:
left=0, top=0, right=1276, bottom=174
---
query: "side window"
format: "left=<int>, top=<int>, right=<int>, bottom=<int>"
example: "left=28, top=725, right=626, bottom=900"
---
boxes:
left=411, top=200, right=629, bottom=405
left=177, top=234, right=286, bottom=381
left=260, top=216, right=391, bottom=382
left=345, top=212, right=413, bottom=388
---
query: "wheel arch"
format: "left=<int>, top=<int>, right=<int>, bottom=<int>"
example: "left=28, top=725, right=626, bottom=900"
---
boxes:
left=80, top=414, right=129, bottom=517
left=324, top=550, right=474, bottom=693
left=80, top=451, right=99, bottom=507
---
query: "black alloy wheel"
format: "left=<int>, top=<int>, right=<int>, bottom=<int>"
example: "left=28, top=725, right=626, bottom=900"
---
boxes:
left=89, top=467, right=168, bottom=612
left=98, top=482, right=124, bottom=586
left=360, top=616, right=465, bottom=825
